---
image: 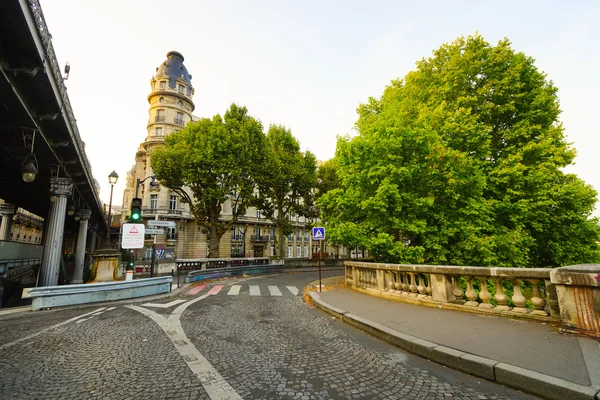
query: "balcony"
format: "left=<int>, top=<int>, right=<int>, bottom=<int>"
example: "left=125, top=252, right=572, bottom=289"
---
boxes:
left=155, top=116, right=166, bottom=122
left=250, top=235, right=270, bottom=242
left=142, top=208, right=188, bottom=219
left=174, top=118, right=184, bottom=126
left=231, top=234, right=244, bottom=242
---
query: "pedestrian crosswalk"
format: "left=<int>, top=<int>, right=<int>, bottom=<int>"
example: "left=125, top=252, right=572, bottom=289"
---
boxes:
left=186, top=284, right=301, bottom=297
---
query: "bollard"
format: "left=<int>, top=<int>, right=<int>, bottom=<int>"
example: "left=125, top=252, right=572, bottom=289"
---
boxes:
left=125, top=270, right=133, bottom=281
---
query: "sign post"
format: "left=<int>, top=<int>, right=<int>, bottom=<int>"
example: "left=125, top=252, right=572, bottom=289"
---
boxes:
left=312, top=227, right=326, bottom=292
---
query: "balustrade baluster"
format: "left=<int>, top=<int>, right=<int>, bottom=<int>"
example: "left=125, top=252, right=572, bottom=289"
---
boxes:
left=511, top=279, right=529, bottom=313
left=401, top=272, right=409, bottom=295
left=494, top=277, right=510, bottom=311
left=417, top=274, right=427, bottom=298
left=394, top=272, right=401, bottom=291
left=464, top=276, right=479, bottom=306
left=408, top=272, right=418, bottom=297
left=452, top=276, right=464, bottom=303
left=371, top=271, right=376, bottom=286
left=387, top=271, right=395, bottom=291
left=529, top=279, right=548, bottom=316
left=426, top=274, right=432, bottom=298
left=478, top=277, right=493, bottom=308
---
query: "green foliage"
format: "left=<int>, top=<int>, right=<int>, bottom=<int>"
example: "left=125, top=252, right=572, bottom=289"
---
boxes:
left=151, top=104, right=265, bottom=257
left=320, top=34, right=600, bottom=267
left=316, top=158, right=341, bottom=200
left=254, top=125, right=318, bottom=257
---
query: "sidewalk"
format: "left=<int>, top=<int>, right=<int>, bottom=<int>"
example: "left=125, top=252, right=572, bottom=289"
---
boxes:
left=309, top=277, right=600, bottom=400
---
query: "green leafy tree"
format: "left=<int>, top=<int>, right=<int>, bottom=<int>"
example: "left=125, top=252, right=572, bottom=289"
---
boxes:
left=320, top=34, right=600, bottom=267
left=316, top=159, right=340, bottom=201
left=151, top=104, right=265, bottom=257
left=254, top=125, right=318, bottom=257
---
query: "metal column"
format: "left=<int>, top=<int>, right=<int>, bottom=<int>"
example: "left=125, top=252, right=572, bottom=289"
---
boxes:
left=71, top=209, right=91, bottom=284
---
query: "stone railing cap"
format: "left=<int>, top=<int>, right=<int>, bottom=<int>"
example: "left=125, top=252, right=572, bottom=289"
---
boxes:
left=550, top=264, right=600, bottom=286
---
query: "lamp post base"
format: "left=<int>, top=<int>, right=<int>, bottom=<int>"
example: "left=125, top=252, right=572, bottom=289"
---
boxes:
left=88, top=248, right=121, bottom=283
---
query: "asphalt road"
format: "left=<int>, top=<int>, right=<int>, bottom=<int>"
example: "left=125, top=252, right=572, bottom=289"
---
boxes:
left=0, top=270, right=538, bottom=399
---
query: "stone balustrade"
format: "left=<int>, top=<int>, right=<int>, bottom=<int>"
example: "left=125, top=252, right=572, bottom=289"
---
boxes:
left=345, top=261, right=600, bottom=338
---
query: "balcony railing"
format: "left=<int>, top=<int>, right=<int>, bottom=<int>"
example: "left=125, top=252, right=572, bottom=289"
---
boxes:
left=231, top=234, right=244, bottom=242
left=142, top=208, right=185, bottom=217
left=250, top=235, right=270, bottom=242
left=174, top=118, right=184, bottom=126
left=155, top=116, right=166, bottom=122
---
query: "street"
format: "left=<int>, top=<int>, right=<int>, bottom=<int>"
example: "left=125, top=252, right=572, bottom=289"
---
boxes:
left=0, top=271, right=537, bottom=399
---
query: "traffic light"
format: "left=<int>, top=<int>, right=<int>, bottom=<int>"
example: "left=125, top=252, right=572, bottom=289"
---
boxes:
left=130, top=198, right=142, bottom=221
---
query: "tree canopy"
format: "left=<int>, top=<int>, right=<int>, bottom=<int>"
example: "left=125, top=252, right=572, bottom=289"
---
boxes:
left=319, top=34, right=600, bottom=267
left=151, top=104, right=264, bottom=257
left=254, top=125, right=318, bottom=257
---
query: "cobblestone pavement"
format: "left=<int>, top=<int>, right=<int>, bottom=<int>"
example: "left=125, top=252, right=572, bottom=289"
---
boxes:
left=0, top=271, right=538, bottom=399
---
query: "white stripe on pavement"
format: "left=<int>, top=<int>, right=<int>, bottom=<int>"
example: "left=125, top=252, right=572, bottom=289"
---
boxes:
left=227, top=285, right=241, bottom=295
left=249, top=285, right=261, bottom=296
left=287, top=286, right=299, bottom=296
left=268, top=286, right=282, bottom=296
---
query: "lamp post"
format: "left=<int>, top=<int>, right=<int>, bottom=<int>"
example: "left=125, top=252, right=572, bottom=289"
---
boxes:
left=105, top=171, right=119, bottom=246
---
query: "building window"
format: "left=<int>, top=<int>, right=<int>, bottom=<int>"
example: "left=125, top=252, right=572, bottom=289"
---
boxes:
left=296, top=245, right=301, bottom=257
left=167, top=227, right=176, bottom=240
left=159, top=97, right=165, bottom=103
left=155, top=127, right=163, bottom=136
left=270, top=245, right=275, bottom=256
left=231, top=243, right=244, bottom=258
left=160, top=81, right=166, bottom=89
left=150, top=194, right=158, bottom=209
left=256, top=210, right=262, bottom=219
left=177, top=100, right=183, bottom=107
left=175, top=111, right=184, bottom=126
left=255, top=226, right=262, bottom=237
left=296, top=215, right=299, bottom=223
left=303, top=245, right=308, bottom=257
left=156, top=109, right=165, bottom=122
left=296, top=230, right=301, bottom=240
left=178, top=84, right=185, bottom=93
left=169, top=195, right=177, bottom=210
left=288, top=245, right=293, bottom=258
left=287, top=233, right=293, bottom=241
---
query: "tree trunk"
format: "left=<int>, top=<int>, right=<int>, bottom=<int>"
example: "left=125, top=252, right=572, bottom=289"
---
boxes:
left=208, top=205, right=221, bottom=258
left=276, top=218, right=286, bottom=258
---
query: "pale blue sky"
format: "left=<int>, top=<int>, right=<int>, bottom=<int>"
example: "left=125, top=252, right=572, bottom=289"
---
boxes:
left=41, top=1, right=600, bottom=215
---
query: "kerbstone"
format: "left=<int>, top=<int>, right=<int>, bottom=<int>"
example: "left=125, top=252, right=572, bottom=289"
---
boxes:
left=459, top=354, right=498, bottom=381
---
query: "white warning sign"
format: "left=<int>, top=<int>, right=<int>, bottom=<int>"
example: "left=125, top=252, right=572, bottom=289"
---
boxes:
left=121, top=223, right=145, bottom=249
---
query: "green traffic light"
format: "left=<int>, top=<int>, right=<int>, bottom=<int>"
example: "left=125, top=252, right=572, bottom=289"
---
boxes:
left=131, top=212, right=140, bottom=221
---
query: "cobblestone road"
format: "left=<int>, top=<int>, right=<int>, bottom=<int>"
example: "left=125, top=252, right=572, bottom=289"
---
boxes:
left=0, top=271, right=538, bottom=399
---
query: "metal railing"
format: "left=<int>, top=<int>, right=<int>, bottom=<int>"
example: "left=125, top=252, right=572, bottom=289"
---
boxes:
left=251, top=235, right=270, bottom=242
left=155, top=115, right=166, bottom=122
left=174, top=118, right=184, bottom=126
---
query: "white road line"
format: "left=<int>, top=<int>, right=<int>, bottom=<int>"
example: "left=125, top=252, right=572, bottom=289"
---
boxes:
left=249, top=285, right=261, bottom=296
left=75, top=317, right=92, bottom=324
left=143, top=299, right=186, bottom=309
left=287, top=286, right=299, bottom=296
left=126, top=295, right=242, bottom=400
left=268, top=286, right=282, bottom=296
left=106, top=307, right=116, bottom=311
left=0, top=308, right=105, bottom=350
left=227, top=285, right=241, bottom=296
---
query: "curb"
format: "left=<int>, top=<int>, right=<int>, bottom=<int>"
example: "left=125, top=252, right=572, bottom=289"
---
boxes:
left=308, top=291, right=600, bottom=400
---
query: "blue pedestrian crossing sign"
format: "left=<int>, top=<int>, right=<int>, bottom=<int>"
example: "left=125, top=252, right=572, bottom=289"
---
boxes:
left=312, top=227, right=325, bottom=240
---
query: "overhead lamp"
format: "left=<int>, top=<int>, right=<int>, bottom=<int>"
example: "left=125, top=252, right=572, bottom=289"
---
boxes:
left=21, top=130, right=39, bottom=183
left=74, top=213, right=81, bottom=221
left=49, top=194, right=58, bottom=202
left=67, top=202, right=76, bottom=216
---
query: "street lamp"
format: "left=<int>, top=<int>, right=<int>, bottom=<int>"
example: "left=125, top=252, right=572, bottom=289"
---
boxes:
left=105, top=171, right=119, bottom=245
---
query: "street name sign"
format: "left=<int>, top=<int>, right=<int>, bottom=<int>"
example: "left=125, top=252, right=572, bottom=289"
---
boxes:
left=122, top=223, right=145, bottom=249
left=312, top=227, right=325, bottom=240
left=145, top=228, right=164, bottom=235
left=148, top=220, right=176, bottom=228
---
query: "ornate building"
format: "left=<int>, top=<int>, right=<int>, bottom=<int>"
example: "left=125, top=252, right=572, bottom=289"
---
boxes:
left=121, top=51, right=346, bottom=261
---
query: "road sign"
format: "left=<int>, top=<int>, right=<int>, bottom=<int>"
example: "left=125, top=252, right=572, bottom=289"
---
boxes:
left=312, top=227, right=325, bottom=240
left=148, top=220, right=176, bottom=228
left=121, top=223, right=145, bottom=249
left=145, top=228, right=164, bottom=235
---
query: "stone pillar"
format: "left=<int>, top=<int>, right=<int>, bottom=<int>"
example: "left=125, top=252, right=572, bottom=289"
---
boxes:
left=0, top=203, right=17, bottom=240
left=550, top=264, right=600, bottom=338
left=430, top=274, right=456, bottom=302
left=71, top=209, right=91, bottom=284
left=39, top=178, right=73, bottom=287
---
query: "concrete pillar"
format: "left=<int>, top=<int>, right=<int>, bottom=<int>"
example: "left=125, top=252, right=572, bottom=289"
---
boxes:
left=0, top=203, right=17, bottom=240
left=430, top=274, right=456, bottom=302
left=71, top=209, right=91, bottom=284
left=39, top=178, right=73, bottom=287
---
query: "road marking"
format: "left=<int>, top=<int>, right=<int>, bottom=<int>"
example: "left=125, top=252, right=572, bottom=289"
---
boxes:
left=286, top=286, right=299, bottom=296
left=268, top=286, right=282, bottom=296
left=0, top=308, right=105, bottom=350
left=227, top=285, right=241, bottom=296
left=249, top=285, right=260, bottom=296
left=126, top=296, right=242, bottom=400
left=106, top=307, right=116, bottom=311
left=75, top=317, right=92, bottom=324
left=143, top=299, right=187, bottom=309
left=187, top=285, right=206, bottom=295
left=207, top=285, right=224, bottom=295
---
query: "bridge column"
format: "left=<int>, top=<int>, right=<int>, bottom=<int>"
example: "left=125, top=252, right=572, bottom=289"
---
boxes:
left=0, top=203, right=17, bottom=240
left=71, top=209, right=91, bottom=284
left=39, top=178, right=73, bottom=287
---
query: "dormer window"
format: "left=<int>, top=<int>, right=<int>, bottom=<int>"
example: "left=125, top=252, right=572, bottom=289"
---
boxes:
left=178, top=84, right=185, bottom=93
left=160, top=81, right=166, bottom=89
left=177, top=100, right=183, bottom=107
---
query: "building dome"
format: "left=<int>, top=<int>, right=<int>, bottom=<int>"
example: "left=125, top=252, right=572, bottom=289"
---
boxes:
left=155, top=51, right=193, bottom=90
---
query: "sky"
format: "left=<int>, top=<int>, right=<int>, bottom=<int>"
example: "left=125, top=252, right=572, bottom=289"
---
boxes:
left=40, top=0, right=600, bottom=215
